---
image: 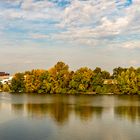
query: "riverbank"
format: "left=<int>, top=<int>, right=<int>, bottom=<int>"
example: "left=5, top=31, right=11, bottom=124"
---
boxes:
left=1, top=91, right=139, bottom=95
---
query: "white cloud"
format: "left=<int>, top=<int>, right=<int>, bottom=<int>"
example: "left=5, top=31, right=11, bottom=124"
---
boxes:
left=0, top=0, right=140, bottom=48
left=52, top=15, right=131, bottom=47
left=98, top=16, right=130, bottom=35
left=54, top=0, right=139, bottom=47
left=1, top=0, right=140, bottom=73
left=121, top=41, right=140, bottom=49
left=0, top=0, right=61, bottom=20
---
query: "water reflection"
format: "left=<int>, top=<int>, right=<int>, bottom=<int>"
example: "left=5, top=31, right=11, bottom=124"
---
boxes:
left=27, top=103, right=70, bottom=124
left=116, top=95, right=140, bottom=106
left=75, top=106, right=103, bottom=121
left=11, top=103, right=104, bottom=124
left=11, top=104, right=25, bottom=115
left=117, top=95, right=140, bottom=101
left=115, top=106, right=140, bottom=122
left=1, top=94, right=140, bottom=140
left=10, top=103, right=140, bottom=124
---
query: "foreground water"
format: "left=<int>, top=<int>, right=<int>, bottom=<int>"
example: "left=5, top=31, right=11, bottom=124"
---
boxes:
left=0, top=93, right=140, bottom=140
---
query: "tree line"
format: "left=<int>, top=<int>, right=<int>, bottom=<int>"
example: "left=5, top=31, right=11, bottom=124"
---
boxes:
left=1, top=61, right=140, bottom=94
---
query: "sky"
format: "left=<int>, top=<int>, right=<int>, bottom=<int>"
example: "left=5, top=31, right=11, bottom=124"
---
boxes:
left=0, top=0, right=140, bottom=74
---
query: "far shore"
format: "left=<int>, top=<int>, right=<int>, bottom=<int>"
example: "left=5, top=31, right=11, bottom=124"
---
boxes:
left=0, top=92, right=139, bottom=95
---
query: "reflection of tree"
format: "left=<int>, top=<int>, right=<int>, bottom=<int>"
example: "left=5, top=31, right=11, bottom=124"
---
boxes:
left=115, top=106, right=140, bottom=122
left=11, top=104, right=24, bottom=115
left=75, top=106, right=103, bottom=121
left=10, top=95, right=105, bottom=125
left=26, top=104, right=49, bottom=118
left=25, top=103, right=104, bottom=124
left=26, top=103, right=70, bottom=125
left=46, top=103, right=70, bottom=125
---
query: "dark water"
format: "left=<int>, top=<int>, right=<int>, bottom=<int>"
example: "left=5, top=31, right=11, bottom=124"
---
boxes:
left=0, top=93, right=140, bottom=140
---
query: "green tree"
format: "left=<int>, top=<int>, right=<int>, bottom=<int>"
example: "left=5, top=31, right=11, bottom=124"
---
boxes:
left=101, top=70, right=110, bottom=79
left=117, top=68, right=138, bottom=94
left=11, top=73, right=25, bottom=92
left=92, top=68, right=103, bottom=92
left=69, top=67, right=93, bottom=93
left=113, top=67, right=127, bottom=78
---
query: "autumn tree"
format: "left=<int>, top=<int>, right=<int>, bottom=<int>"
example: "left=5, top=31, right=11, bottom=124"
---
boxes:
left=24, top=69, right=47, bottom=93
left=48, top=61, right=71, bottom=93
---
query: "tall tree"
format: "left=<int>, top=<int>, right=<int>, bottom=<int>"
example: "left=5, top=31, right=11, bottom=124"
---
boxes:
left=49, top=61, right=71, bottom=93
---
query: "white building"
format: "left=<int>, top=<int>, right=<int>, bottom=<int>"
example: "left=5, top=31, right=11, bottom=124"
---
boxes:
left=0, top=76, right=13, bottom=84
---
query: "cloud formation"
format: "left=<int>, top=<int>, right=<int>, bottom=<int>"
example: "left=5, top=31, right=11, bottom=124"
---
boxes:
left=0, top=0, right=140, bottom=72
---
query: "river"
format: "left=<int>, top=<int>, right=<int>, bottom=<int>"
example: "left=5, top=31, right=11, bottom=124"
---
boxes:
left=0, top=93, right=140, bottom=140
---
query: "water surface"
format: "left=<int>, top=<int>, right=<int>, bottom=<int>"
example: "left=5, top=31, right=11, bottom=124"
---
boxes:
left=0, top=93, right=140, bottom=140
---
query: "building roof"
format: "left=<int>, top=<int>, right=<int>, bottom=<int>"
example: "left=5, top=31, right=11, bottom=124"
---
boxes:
left=0, top=72, right=10, bottom=76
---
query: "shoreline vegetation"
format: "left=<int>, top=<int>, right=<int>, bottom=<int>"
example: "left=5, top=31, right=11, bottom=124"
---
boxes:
left=1, top=61, right=140, bottom=95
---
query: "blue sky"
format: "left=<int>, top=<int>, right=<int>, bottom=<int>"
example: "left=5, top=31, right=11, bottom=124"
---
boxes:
left=0, top=0, right=140, bottom=73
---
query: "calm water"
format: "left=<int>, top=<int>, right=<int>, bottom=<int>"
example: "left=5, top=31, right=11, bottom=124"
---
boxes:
left=0, top=93, right=140, bottom=140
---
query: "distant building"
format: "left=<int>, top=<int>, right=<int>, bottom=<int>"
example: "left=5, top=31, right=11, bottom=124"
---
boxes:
left=0, top=72, right=9, bottom=76
left=103, top=79, right=118, bottom=85
left=0, top=72, right=10, bottom=79
left=0, top=72, right=12, bottom=84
